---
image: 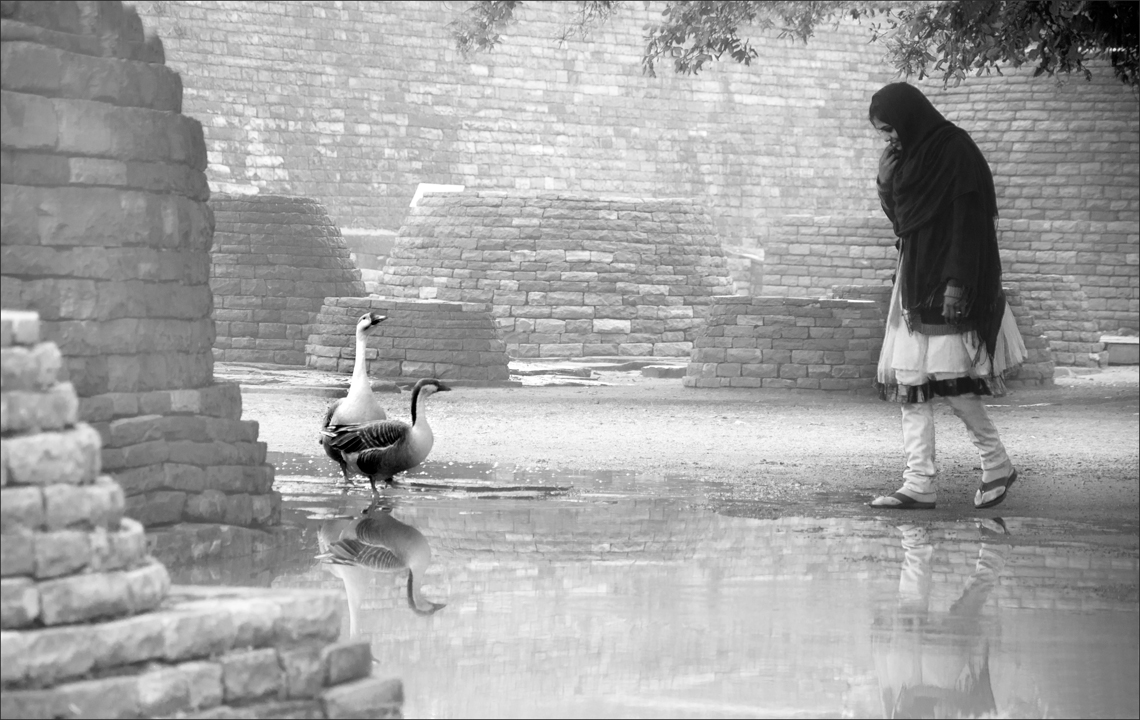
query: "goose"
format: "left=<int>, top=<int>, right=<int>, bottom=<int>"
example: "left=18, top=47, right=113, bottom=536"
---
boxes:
left=317, top=500, right=446, bottom=618
left=320, top=312, right=387, bottom=485
left=322, top=378, right=451, bottom=495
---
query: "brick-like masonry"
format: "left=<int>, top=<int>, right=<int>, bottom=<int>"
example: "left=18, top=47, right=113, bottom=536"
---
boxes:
left=379, top=191, right=735, bottom=358
left=134, top=1, right=1137, bottom=333
left=210, top=194, right=368, bottom=366
left=684, top=285, right=1053, bottom=389
left=1, top=309, right=402, bottom=719
left=0, top=0, right=277, bottom=547
left=306, top=296, right=511, bottom=384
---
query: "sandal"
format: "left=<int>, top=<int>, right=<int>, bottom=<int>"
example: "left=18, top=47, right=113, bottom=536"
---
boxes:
left=869, top=491, right=936, bottom=510
left=974, top=469, right=1018, bottom=509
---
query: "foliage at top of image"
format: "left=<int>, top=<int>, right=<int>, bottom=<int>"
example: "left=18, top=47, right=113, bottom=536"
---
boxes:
left=449, top=1, right=1139, bottom=88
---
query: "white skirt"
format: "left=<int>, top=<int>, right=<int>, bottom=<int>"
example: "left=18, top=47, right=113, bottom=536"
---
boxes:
left=876, top=270, right=1027, bottom=388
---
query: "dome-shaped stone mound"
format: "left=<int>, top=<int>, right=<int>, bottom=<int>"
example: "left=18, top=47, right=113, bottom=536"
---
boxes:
left=378, top=192, right=736, bottom=358
left=209, top=194, right=367, bottom=365
left=306, top=297, right=511, bottom=384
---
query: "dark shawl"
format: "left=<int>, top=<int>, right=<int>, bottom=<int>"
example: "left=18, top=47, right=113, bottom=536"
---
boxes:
left=870, top=83, right=1005, bottom=362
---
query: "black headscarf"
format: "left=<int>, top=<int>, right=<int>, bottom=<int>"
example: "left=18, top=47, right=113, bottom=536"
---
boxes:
left=870, top=83, right=1004, bottom=362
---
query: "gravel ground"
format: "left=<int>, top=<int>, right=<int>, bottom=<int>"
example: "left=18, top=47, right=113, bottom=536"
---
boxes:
left=237, top=364, right=1139, bottom=529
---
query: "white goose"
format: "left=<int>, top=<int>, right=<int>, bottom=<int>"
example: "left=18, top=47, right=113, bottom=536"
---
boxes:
left=317, top=500, right=446, bottom=618
left=321, top=312, right=387, bottom=485
left=322, top=378, right=451, bottom=495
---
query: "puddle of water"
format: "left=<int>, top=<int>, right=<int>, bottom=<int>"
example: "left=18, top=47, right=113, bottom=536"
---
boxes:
left=171, top=460, right=1139, bottom=719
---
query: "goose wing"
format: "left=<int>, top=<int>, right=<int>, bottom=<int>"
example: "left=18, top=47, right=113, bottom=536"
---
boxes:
left=325, top=419, right=410, bottom=454
left=320, top=537, right=405, bottom=570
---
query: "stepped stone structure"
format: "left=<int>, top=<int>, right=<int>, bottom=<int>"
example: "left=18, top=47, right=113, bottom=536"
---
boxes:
left=685, top=286, right=1053, bottom=390
left=1, top=311, right=403, bottom=719
left=1003, top=273, right=1106, bottom=367
left=210, top=194, right=368, bottom=366
left=0, top=0, right=277, bottom=548
left=379, top=192, right=736, bottom=358
left=306, top=297, right=512, bottom=384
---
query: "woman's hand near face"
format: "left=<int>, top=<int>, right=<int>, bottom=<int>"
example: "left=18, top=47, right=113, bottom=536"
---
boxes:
left=878, top=144, right=900, bottom=186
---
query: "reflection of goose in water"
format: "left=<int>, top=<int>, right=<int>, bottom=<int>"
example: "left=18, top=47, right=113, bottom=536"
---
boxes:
left=317, top=500, right=446, bottom=625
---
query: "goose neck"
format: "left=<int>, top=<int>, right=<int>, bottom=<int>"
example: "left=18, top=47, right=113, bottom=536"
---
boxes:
left=349, top=331, right=370, bottom=393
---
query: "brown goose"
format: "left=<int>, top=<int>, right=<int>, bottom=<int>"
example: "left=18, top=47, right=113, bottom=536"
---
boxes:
left=317, top=500, right=446, bottom=617
left=320, top=312, right=387, bottom=485
left=322, top=378, right=450, bottom=495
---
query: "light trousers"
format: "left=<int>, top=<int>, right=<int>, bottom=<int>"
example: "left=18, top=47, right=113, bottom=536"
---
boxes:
left=900, top=394, right=1012, bottom=496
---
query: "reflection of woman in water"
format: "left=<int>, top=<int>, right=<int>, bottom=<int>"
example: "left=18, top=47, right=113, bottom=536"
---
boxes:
left=872, top=520, right=1010, bottom=718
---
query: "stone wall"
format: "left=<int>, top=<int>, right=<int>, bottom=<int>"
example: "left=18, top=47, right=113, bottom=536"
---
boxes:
left=379, top=192, right=735, bottom=358
left=684, top=286, right=1054, bottom=390
left=0, top=0, right=275, bottom=540
left=762, top=215, right=1118, bottom=364
left=132, top=1, right=1139, bottom=331
left=306, top=296, right=512, bottom=384
left=210, top=194, right=367, bottom=365
left=1, top=309, right=401, bottom=719
left=131, top=0, right=898, bottom=241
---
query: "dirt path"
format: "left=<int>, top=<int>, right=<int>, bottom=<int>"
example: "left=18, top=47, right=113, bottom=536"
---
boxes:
left=240, top=366, right=1139, bottom=529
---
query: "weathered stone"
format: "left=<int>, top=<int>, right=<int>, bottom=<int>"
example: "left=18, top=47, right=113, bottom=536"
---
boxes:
left=0, top=382, right=79, bottom=434
left=0, top=342, right=62, bottom=391
left=162, top=605, right=237, bottom=661
left=320, top=676, right=404, bottom=719
left=37, top=559, right=168, bottom=625
left=183, top=489, right=227, bottom=523
left=0, top=529, right=35, bottom=577
left=221, top=647, right=283, bottom=703
left=0, top=576, right=40, bottom=629
left=42, top=475, right=124, bottom=529
left=33, top=528, right=91, bottom=579
left=321, top=640, right=373, bottom=687
left=3, top=423, right=101, bottom=486
left=138, top=660, right=224, bottom=717
left=0, top=310, right=41, bottom=347
left=273, top=591, right=342, bottom=644
left=125, top=489, right=186, bottom=527
left=279, top=644, right=325, bottom=699
left=0, top=485, right=45, bottom=532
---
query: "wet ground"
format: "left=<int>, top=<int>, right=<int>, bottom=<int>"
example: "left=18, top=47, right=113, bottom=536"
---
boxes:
left=182, top=362, right=1139, bottom=718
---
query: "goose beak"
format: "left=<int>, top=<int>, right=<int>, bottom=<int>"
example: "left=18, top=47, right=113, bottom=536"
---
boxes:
left=437, top=381, right=452, bottom=392
left=369, top=314, right=387, bottom=327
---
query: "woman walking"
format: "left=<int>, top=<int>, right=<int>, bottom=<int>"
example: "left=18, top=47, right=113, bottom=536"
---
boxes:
left=868, top=83, right=1026, bottom=510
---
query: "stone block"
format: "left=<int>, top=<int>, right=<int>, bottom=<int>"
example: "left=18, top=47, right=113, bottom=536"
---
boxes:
left=273, top=591, right=342, bottom=644
left=4, top=423, right=101, bottom=486
left=12, top=674, right=141, bottom=720
left=0, top=310, right=40, bottom=347
left=222, top=647, right=284, bottom=703
left=0, top=342, right=62, bottom=391
left=321, top=640, right=373, bottom=687
left=33, top=528, right=91, bottom=579
left=0, top=576, right=40, bottom=629
left=0, top=528, right=35, bottom=577
left=138, top=660, right=224, bottom=717
left=279, top=644, right=325, bottom=699
left=36, top=559, right=167, bottom=626
left=320, top=676, right=404, bottom=719
left=126, top=490, right=186, bottom=527
left=1, top=485, right=45, bottom=532
left=163, top=605, right=237, bottom=661
left=184, top=489, right=227, bottom=523
left=43, top=476, right=125, bottom=530
left=1, top=382, right=79, bottom=434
